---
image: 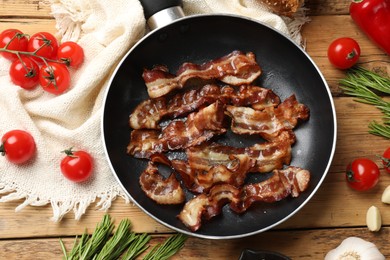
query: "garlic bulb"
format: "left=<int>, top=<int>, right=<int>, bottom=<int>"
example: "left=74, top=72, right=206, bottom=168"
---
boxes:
left=325, top=237, right=385, bottom=260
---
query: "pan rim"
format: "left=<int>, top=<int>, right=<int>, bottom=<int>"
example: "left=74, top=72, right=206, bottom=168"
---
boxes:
left=100, top=13, right=338, bottom=240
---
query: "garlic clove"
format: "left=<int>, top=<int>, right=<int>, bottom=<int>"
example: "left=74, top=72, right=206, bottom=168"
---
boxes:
left=366, top=206, right=382, bottom=232
left=381, top=185, right=390, bottom=204
left=325, top=237, right=385, bottom=260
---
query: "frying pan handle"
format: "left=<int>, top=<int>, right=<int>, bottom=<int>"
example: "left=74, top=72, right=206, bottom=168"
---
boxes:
left=140, top=0, right=185, bottom=30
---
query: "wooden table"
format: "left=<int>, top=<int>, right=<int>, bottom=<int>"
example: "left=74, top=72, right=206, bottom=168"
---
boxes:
left=1, top=0, right=389, bottom=259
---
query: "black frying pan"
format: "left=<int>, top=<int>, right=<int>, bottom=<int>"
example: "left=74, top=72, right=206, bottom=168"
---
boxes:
left=102, top=0, right=337, bottom=239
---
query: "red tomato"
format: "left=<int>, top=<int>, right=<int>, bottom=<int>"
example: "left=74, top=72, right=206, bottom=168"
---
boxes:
left=381, top=147, right=390, bottom=174
left=60, top=148, right=93, bottom=182
left=327, top=37, right=361, bottom=69
left=9, top=57, right=40, bottom=89
left=0, top=130, right=36, bottom=164
left=39, top=62, right=70, bottom=95
left=27, top=32, right=58, bottom=63
left=0, top=29, right=29, bottom=61
left=346, top=158, right=380, bottom=191
left=57, top=41, right=84, bottom=68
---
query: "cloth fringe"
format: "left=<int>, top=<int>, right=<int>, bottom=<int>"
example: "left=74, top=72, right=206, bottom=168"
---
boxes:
left=49, top=0, right=91, bottom=42
left=284, top=6, right=311, bottom=48
left=0, top=182, right=130, bottom=222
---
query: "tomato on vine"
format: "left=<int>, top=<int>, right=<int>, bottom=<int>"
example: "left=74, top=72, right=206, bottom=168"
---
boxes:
left=380, top=147, right=390, bottom=174
left=0, top=29, right=29, bottom=61
left=60, top=148, right=93, bottom=182
left=346, top=158, right=380, bottom=191
left=0, top=130, right=36, bottom=164
left=39, top=62, right=70, bottom=95
left=328, top=37, right=361, bottom=69
left=9, top=57, right=40, bottom=89
left=57, top=41, right=84, bottom=68
left=27, top=32, right=58, bottom=63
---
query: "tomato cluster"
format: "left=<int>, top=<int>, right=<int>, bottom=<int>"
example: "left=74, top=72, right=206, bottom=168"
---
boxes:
left=0, top=29, right=84, bottom=94
left=345, top=147, right=390, bottom=191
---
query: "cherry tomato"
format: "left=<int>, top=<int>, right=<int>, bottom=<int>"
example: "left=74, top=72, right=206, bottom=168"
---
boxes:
left=9, top=57, right=40, bottom=89
left=60, top=148, right=93, bottom=182
left=27, top=32, right=58, bottom=63
left=346, top=158, right=380, bottom=191
left=39, top=62, right=70, bottom=95
left=381, top=147, right=390, bottom=174
left=57, top=41, right=84, bottom=68
left=0, top=29, right=29, bottom=61
left=328, top=37, right=361, bottom=69
left=0, top=130, right=36, bottom=164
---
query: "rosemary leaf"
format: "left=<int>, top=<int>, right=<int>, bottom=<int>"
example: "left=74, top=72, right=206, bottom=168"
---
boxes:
left=121, top=233, right=151, bottom=260
left=369, top=121, right=390, bottom=139
left=348, top=66, right=390, bottom=94
left=142, top=233, right=188, bottom=260
left=80, top=214, right=115, bottom=259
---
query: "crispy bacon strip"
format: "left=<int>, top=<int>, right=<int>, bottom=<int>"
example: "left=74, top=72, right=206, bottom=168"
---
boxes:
left=139, top=161, right=185, bottom=205
left=186, top=130, right=294, bottom=173
left=225, top=95, right=309, bottom=140
left=143, top=51, right=262, bottom=98
left=127, top=101, right=227, bottom=158
left=177, top=166, right=310, bottom=231
left=171, top=155, right=256, bottom=194
left=169, top=131, right=293, bottom=193
left=129, top=85, right=280, bottom=130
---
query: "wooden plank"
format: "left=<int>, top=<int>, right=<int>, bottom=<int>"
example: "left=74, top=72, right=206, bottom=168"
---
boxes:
left=0, top=0, right=52, bottom=17
left=0, top=97, right=389, bottom=239
left=0, top=19, right=56, bottom=35
left=0, top=0, right=352, bottom=17
left=0, top=227, right=389, bottom=259
left=305, top=0, right=350, bottom=15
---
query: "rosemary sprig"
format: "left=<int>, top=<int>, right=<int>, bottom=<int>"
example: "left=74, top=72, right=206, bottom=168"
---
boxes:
left=59, top=214, right=187, bottom=260
left=339, top=66, right=390, bottom=139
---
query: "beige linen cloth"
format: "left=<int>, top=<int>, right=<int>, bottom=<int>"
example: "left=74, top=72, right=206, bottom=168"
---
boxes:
left=0, top=0, right=309, bottom=221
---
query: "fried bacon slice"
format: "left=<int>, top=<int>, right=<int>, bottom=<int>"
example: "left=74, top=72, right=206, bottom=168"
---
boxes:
left=127, top=101, right=227, bottom=158
left=139, top=161, right=185, bottom=205
left=129, top=84, right=280, bottom=130
left=225, top=94, right=309, bottom=140
left=177, top=166, right=310, bottom=231
left=186, top=130, right=295, bottom=173
left=142, top=51, right=262, bottom=98
left=170, top=155, right=256, bottom=194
